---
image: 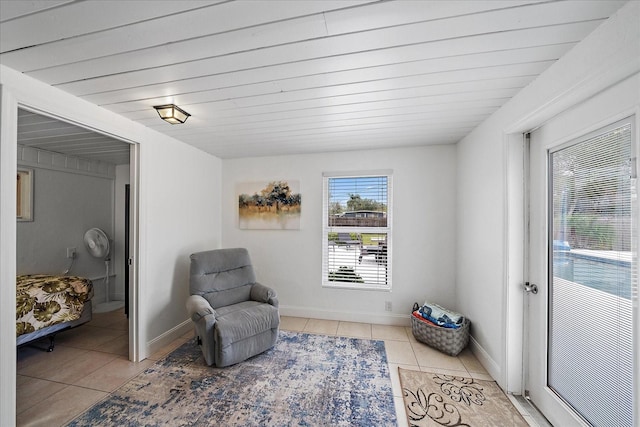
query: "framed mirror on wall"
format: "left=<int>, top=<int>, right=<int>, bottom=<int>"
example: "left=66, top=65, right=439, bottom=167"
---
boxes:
left=17, top=168, right=33, bottom=221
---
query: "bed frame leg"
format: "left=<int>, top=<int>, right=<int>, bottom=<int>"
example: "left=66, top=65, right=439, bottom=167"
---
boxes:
left=47, top=335, right=55, bottom=352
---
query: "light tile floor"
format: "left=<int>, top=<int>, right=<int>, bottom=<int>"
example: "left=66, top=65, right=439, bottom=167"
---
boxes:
left=16, top=311, right=542, bottom=426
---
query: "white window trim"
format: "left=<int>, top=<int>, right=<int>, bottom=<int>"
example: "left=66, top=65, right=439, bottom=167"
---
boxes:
left=322, top=170, right=393, bottom=291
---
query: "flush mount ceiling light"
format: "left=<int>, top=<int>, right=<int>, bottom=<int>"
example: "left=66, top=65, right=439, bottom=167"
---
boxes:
left=153, top=104, right=191, bottom=124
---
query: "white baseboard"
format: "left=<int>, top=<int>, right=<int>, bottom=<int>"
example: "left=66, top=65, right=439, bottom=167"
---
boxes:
left=468, top=335, right=503, bottom=387
left=148, top=307, right=408, bottom=357
left=146, top=319, right=192, bottom=356
left=279, top=305, right=411, bottom=327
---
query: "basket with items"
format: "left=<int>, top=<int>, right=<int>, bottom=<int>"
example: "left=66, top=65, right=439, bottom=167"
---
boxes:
left=411, top=301, right=470, bottom=356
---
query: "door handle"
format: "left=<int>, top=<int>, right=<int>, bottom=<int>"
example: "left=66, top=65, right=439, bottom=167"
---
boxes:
left=524, top=282, right=538, bottom=294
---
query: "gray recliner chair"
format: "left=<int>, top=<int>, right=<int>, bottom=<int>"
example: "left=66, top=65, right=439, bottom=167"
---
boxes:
left=186, top=248, right=279, bottom=367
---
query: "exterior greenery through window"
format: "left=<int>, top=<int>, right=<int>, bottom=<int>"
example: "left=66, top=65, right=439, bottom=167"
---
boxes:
left=322, top=172, right=392, bottom=290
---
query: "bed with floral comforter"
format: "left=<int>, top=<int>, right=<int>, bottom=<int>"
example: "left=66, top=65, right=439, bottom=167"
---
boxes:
left=16, top=274, right=93, bottom=350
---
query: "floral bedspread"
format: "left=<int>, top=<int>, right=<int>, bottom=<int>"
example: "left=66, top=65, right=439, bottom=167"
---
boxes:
left=16, top=274, right=93, bottom=337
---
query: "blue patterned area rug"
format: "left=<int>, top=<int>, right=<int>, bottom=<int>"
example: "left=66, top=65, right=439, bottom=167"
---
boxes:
left=67, top=331, right=397, bottom=426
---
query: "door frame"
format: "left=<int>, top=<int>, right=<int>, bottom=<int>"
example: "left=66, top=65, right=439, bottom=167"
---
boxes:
left=0, top=84, right=19, bottom=425
left=528, top=114, right=638, bottom=426
left=503, top=131, right=528, bottom=394
left=504, top=97, right=640, bottom=423
left=502, top=61, right=640, bottom=388
left=0, top=86, right=142, bottom=423
left=13, top=103, right=142, bottom=362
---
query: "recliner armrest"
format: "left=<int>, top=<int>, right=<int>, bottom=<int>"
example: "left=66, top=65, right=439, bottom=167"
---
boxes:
left=250, top=282, right=279, bottom=307
left=186, top=295, right=216, bottom=322
left=268, top=295, right=279, bottom=308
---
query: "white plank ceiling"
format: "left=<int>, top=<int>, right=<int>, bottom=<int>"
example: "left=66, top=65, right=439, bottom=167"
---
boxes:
left=0, top=0, right=628, bottom=162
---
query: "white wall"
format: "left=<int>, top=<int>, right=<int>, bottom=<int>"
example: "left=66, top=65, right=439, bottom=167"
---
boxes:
left=17, top=153, right=134, bottom=306
left=222, top=145, right=457, bottom=324
left=141, top=139, right=222, bottom=341
left=455, top=0, right=640, bottom=388
left=16, top=160, right=114, bottom=283
left=0, top=65, right=222, bottom=425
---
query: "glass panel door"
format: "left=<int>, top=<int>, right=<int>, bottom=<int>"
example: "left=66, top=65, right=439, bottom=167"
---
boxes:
left=547, top=121, right=634, bottom=426
left=526, top=73, right=638, bottom=427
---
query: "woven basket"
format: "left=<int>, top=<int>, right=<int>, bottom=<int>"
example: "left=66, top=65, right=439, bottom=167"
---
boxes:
left=411, top=306, right=470, bottom=356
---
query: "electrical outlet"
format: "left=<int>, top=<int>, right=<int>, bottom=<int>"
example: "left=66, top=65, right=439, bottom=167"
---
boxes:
left=66, top=247, right=76, bottom=259
left=384, top=301, right=392, bottom=312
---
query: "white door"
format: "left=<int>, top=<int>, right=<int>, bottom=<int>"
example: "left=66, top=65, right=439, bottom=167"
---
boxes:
left=527, top=76, right=638, bottom=426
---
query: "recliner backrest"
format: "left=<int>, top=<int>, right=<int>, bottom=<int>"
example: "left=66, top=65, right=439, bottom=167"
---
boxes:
left=190, top=248, right=256, bottom=309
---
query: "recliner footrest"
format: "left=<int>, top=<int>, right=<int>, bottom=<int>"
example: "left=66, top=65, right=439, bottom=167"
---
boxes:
left=214, top=301, right=279, bottom=348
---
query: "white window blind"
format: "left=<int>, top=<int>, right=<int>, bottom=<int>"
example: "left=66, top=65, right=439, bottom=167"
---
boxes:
left=322, top=172, right=392, bottom=290
left=548, top=119, right=635, bottom=426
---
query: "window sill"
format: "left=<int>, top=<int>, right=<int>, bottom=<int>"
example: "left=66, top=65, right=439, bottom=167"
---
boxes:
left=322, top=282, right=391, bottom=292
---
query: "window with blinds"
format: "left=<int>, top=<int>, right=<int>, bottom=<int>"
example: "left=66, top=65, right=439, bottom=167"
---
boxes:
left=322, top=172, right=392, bottom=290
left=548, top=119, right=636, bottom=426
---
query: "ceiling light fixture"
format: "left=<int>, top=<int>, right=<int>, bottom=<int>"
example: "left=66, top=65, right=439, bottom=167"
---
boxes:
left=153, top=104, right=191, bottom=124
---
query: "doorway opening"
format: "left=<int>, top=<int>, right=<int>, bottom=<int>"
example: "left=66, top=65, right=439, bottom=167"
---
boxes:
left=14, top=107, right=140, bottom=362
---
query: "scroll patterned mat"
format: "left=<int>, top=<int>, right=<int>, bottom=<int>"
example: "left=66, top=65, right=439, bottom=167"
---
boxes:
left=399, top=368, right=529, bottom=426
left=67, top=331, right=397, bottom=426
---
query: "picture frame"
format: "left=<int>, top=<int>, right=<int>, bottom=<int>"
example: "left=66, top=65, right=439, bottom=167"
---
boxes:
left=17, top=168, right=34, bottom=221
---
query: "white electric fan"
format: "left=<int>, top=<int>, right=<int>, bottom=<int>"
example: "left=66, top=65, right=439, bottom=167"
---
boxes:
left=84, top=227, right=110, bottom=259
left=84, top=228, right=122, bottom=313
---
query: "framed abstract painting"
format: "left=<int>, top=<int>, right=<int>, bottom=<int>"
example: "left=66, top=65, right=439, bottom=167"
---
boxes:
left=237, top=180, right=301, bottom=230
